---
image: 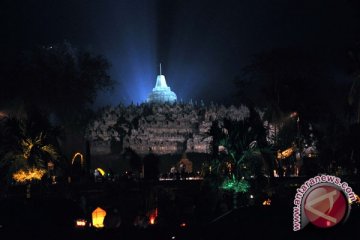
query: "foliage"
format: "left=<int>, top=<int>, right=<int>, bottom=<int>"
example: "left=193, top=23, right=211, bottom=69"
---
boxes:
left=235, top=47, right=346, bottom=125
left=143, top=153, right=160, bottom=181
left=208, top=111, right=272, bottom=194
left=12, top=167, right=46, bottom=183
left=0, top=41, right=114, bottom=132
left=220, top=175, right=250, bottom=193
left=0, top=109, right=64, bottom=184
left=348, top=44, right=360, bottom=123
left=123, top=147, right=142, bottom=172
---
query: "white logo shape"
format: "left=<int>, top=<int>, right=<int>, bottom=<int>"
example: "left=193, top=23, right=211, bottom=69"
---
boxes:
left=305, top=190, right=337, bottom=223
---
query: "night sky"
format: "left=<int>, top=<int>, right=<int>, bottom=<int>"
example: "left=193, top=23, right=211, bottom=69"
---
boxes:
left=1, top=0, right=360, bottom=106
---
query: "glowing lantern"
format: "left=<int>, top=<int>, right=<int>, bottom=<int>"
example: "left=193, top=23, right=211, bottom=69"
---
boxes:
left=148, top=208, right=158, bottom=225
left=149, top=216, right=156, bottom=225
left=92, top=207, right=106, bottom=228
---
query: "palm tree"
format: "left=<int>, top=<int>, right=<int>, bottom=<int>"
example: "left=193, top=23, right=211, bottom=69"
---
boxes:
left=0, top=112, right=61, bottom=185
left=208, top=113, right=271, bottom=209
left=2, top=130, right=59, bottom=184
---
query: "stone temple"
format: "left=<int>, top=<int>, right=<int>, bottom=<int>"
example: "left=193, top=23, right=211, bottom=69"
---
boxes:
left=147, top=64, right=177, bottom=103
left=86, top=103, right=251, bottom=156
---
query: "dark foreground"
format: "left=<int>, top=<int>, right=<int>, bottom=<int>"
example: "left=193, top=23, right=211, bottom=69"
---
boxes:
left=1, top=201, right=359, bottom=239
left=1, top=178, right=360, bottom=239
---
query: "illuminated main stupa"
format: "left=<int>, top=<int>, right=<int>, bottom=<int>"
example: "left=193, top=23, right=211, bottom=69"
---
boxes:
left=147, top=64, right=177, bottom=103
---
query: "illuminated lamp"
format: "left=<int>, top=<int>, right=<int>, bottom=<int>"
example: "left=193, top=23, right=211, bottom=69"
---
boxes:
left=92, top=207, right=107, bottom=228
left=96, top=168, right=105, bottom=176
left=180, top=222, right=187, bottom=228
left=262, top=199, right=271, bottom=206
left=148, top=208, right=158, bottom=225
left=71, top=152, right=84, bottom=168
left=149, top=216, right=156, bottom=225
left=277, top=147, right=294, bottom=159
left=75, top=219, right=87, bottom=228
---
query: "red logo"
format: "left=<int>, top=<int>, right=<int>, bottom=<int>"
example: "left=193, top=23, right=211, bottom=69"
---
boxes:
left=304, top=186, right=347, bottom=228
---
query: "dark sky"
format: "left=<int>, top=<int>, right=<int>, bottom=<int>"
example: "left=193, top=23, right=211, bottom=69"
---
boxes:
left=1, top=0, right=360, bottom=106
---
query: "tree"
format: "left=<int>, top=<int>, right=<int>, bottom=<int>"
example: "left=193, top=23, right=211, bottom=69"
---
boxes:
left=0, top=41, right=115, bottom=132
left=345, top=44, right=360, bottom=173
left=235, top=47, right=339, bottom=124
left=123, top=147, right=142, bottom=175
left=235, top=47, right=350, bottom=175
left=0, top=108, right=64, bottom=184
left=143, top=153, right=160, bottom=181
left=208, top=111, right=272, bottom=208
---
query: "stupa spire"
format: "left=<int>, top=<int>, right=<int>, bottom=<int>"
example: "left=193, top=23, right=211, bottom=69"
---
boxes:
left=147, top=64, right=177, bottom=103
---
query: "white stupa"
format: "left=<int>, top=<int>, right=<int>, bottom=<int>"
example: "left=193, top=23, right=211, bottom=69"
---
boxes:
left=147, top=64, right=177, bottom=103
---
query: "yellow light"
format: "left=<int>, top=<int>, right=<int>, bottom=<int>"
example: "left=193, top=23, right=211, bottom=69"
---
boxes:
left=92, top=207, right=106, bottom=228
left=21, top=139, right=34, bottom=159
left=12, top=168, right=46, bottom=183
left=76, top=219, right=87, bottom=227
left=72, top=152, right=84, bottom=166
left=96, top=168, right=105, bottom=176
left=262, top=199, right=271, bottom=206
left=350, top=194, right=360, bottom=204
left=277, top=147, right=294, bottom=159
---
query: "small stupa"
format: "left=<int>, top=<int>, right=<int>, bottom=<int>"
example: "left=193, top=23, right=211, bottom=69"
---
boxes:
left=147, top=64, right=177, bottom=103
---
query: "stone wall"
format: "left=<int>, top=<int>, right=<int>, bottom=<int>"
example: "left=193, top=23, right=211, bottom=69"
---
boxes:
left=86, top=103, right=250, bottom=156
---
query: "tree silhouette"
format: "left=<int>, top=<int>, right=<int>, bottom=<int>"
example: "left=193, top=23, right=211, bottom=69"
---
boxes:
left=0, top=108, right=64, bottom=184
left=143, top=153, right=160, bottom=181
left=123, top=148, right=142, bottom=174
left=235, top=47, right=337, bottom=124
left=208, top=111, right=273, bottom=208
left=0, top=41, right=114, bottom=132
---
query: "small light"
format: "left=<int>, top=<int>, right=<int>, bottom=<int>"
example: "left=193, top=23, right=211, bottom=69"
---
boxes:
left=290, top=112, right=298, bottom=118
left=76, top=219, right=87, bottom=227
left=172, top=236, right=176, bottom=239
left=149, top=216, right=156, bottom=225
left=262, top=199, right=271, bottom=206
left=250, top=195, right=254, bottom=199
left=180, top=222, right=187, bottom=227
